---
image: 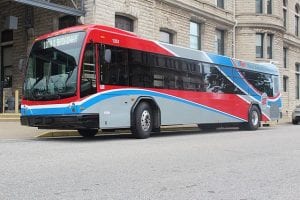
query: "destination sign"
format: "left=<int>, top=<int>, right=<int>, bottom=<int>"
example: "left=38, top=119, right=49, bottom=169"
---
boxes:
left=43, top=33, right=79, bottom=49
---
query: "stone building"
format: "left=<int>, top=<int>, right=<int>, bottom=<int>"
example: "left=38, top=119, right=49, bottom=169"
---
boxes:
left=236, top=0, right=300, bottom=119
left=0, top=0, right=299, bottom=120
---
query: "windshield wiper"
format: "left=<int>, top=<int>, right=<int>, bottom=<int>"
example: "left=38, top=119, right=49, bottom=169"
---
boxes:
left=57, top=91, right=75, bottom=98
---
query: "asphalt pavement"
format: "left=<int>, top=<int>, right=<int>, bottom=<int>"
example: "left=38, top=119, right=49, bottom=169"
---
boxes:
left=0, top=122, right=299, bottom=200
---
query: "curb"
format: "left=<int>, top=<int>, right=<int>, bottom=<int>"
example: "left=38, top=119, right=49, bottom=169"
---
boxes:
left=38, top=131, right=80, bottom=138
left=0, top=113, right=21, bottom=122
left=0, top=118, right=20, bottom=122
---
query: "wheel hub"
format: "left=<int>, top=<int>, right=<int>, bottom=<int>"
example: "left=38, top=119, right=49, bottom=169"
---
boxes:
left=252, top=111, right=259, bottom=126
left=141, top=110, right=151, bottom=131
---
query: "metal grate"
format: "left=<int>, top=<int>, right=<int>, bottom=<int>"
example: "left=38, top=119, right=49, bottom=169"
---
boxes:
left=269, top=103, right=280, bottom=119
left=13, top=0, right=85, bottom=16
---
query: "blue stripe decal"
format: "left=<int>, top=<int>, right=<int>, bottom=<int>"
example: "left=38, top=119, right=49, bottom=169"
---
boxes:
left=207, top=53, right=233, bottom=67
left=207, top=55, right=262, bottom=102
left=206, top=53, right=282, bottom=108
left=23, top=89, right=245, bottom=122
left=217, top=65, right=261, bottom=101
left=218, top=65, right=282, bottom=108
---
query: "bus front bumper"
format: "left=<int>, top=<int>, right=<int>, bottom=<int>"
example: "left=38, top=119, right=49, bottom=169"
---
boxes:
left=20, top=114, right=99, bottom=129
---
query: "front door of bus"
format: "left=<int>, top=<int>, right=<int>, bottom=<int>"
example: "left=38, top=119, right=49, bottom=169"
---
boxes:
left=80, top=43, right=97, bottom=98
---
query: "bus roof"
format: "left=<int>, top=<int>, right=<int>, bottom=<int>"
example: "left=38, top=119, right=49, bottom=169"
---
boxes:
left=159, top=42, right=280, bottom=76
left=35, top=24, right=279, bottom=76
left=35, top=24, right=139, bottom=41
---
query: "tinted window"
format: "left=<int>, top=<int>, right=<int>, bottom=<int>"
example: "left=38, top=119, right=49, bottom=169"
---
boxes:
left=239, top=69, right=274, bottom=97
left=128, top=50, right=152, bottom=87
left=204, top=64, right=243, bottom=94
left=100, top=46, right=129, bottom=86
left=99, top=44, right=243, bottom=94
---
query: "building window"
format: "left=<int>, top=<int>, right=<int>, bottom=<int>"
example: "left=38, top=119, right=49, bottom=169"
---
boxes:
left=295, top=5, right=300, bottom=36
left=159, top=30, right=173, bottom=44
left=59, top=15, right=77, bottom=30
left=217, top=0, right=224, bottom=9
left=283, top=9, right=287, bottom=28
left=267, top=0, right=272, bottom=14
left=256, top=33, right=264, bottom=58
left=256, top=0, right=263, bottom=13
left=215, top=29, right=225, bottom=55
left=190, top=22, right=201, bottom=50
left=283, top=0, right=287, bottom=28
left=296, top=64, right=300, bottom=99
left=283, top=47, right=288, bottom=68
left=283, top=76, right=288, bottom=92
left=1, top=45, right=13, bottom=88
left=1, top=30, right=13, bottom=43
left=267, top=34, right=273, bottom=59
left=115, top=15, right=134, bottom=32
left=1, top=30, right=13, bottom=89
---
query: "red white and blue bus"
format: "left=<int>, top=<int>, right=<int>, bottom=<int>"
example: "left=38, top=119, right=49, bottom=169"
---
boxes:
left=21, top=24, right=282, bottom=138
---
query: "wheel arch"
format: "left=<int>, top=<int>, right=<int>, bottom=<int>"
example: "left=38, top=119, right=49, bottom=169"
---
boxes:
left=130, top=96, right=161, bottom=129
left=249, top=102, right=262, bottom=121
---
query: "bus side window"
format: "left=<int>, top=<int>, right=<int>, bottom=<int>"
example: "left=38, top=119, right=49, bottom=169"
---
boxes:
left=80, top=43, right=96, bottom=98
left=100, top=45, right=129, bottom=86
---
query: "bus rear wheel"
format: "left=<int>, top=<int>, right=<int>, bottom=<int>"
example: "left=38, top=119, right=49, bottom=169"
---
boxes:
left=131, top=102, right=153, bottom=139
left=242, top=106, right=260, bottom=131
left=78, top=129, right=98, bottom=138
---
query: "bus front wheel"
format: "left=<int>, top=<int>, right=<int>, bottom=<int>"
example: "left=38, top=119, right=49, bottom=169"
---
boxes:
left=131, top=102, right=153, bottom=139
left=78, top=129, right=98, bottom=138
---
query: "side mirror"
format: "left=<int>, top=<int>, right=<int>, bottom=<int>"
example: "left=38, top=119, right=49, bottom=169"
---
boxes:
left=104, top=49, right=111, bottom=63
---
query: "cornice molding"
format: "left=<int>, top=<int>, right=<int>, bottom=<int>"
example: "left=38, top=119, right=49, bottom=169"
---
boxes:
left=236, top=13, right=282, bottom=21
left=237, top=23, right=285, bottom=33
left=283, top=33, right=300, bottom=48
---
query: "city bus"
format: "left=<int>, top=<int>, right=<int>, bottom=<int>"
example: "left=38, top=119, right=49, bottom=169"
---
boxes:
left=20, top=24, right=282, bottom=138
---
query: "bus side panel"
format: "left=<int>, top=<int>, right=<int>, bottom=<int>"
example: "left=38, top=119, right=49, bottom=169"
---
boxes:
left=83, top=95, right=133, bottom=129
left=82, top=91, right=247, bottom=128
left=152, top=96, right=245, bottom=125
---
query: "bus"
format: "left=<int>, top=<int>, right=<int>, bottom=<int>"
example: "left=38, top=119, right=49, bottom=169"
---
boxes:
left=21, top=24, right=282, bottom=138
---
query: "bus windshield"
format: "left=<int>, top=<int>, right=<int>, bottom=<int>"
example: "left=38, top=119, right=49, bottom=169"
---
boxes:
left=23, top=31, right=86, bottom=100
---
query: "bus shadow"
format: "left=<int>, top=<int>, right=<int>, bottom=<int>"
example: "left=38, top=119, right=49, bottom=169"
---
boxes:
left=35, top=127, right=250, bottom=142
left=151, top=128, right=240, bottom=138
left=35, top=133, right=133, bottom=143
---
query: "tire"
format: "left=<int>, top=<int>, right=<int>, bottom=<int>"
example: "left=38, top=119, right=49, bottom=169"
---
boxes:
left=197, top=124, right=217, bottom=131
left=131, top=102, right=153, bottom=139
left=78, top=129, right=98, bottom=138
left=292, top=119, right=298, bottom=125
left=244, top=106, right=261, bottom=130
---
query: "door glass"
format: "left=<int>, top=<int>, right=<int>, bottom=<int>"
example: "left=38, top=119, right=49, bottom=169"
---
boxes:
left=80, top=44, right=96, bottom=97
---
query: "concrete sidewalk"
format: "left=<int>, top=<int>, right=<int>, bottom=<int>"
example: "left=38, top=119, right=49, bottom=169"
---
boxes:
left=0, top=121, right=46, bottom=139
left=0, top=121, right=199, bottom=139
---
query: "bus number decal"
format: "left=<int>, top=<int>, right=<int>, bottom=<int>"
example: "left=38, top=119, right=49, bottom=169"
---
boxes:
left=112, top=39, right=120, bottom=44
